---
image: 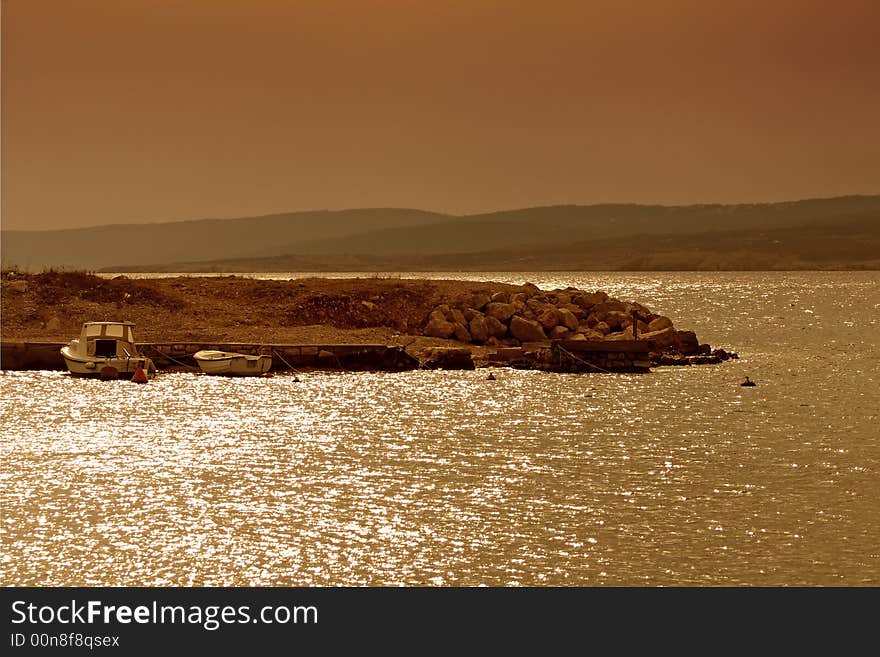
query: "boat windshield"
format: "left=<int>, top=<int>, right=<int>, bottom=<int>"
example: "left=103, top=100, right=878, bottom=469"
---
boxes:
left=105, top=324, right=127, bottom=339
left=84, top=324, right=131, bottom=341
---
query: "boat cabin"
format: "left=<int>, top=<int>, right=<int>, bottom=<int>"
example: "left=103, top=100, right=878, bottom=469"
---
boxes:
left=76, top=322, right=139, bottom=358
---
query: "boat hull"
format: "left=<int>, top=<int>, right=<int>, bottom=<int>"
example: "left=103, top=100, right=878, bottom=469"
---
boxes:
left=193, top=350, right=272, bottom=376
left=61, top=346, right=156, bottom=378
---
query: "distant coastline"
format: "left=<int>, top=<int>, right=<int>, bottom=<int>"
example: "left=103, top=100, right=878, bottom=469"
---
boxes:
left=3, top=195, right=878, bottom=272
left=1, top=270, right=734, bottom=375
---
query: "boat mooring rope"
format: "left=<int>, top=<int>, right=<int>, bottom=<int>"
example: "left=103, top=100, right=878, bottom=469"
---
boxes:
left=555, top=344, right=615, bottom=374
left=271, top=349, right=302, bottom=379
left=144, top=346, right=199, bottom=371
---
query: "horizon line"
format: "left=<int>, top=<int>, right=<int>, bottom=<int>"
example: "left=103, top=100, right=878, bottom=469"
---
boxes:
left=3, top=193, right=878, bottom=234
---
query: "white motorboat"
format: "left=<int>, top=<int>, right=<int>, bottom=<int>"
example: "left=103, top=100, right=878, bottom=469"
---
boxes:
left=61, top=321, right=156, bottom=378
left=193, top=350, right=272, bottom=376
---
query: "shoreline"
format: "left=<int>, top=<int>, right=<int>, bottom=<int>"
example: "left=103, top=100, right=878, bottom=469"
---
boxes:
left=1, top=271, right=735, bottom=372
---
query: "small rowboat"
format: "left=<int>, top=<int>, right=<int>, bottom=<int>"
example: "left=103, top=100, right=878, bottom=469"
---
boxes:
left=193, top=350, right=272, bottom=376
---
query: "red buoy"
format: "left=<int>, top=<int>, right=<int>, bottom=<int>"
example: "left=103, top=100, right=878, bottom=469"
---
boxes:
left=131, top=361, right=149, bottom=384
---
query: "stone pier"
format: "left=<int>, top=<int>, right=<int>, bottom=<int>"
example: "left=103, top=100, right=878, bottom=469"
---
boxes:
left=0, top=341, right=419, bottom=372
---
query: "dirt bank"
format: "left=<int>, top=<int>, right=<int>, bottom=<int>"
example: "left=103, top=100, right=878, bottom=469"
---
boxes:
left=0, top=272, right=528, bottom=356
left=0, top=271, right=715, bottom=364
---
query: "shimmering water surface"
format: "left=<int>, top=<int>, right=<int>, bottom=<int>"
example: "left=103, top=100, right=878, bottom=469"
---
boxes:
left=3, top=272, right=879, bottom=586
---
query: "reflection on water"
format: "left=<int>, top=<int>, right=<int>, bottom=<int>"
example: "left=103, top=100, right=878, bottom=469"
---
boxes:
left=3, top=272, right=879, bottom=585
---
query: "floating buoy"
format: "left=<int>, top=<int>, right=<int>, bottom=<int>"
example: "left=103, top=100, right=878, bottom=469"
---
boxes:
left=99, top=366, right=118, bottom=381
left=131, top=361, right=149, bottom=384
left=741, top=376, right=756, bottom=387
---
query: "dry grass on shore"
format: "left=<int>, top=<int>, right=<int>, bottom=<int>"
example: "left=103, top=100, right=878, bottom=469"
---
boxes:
left=0, top=270, right=525, bottom=350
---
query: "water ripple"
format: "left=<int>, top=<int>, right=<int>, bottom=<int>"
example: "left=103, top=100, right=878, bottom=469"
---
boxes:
left=3, top=272, right=879, bottom=585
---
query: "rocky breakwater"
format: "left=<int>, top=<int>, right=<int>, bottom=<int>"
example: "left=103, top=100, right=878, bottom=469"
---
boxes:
left=420, top=283, right=735, bottom=371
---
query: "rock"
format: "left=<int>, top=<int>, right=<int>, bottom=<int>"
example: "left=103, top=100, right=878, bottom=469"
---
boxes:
left=469, top=315, right=489, bottom=343
left=549, top=326, right=571, bottom=340
left=511, top=292, right=528, bottom=305
left=570, top=333, right=587, bottom=341
left=435, top=304, right=452, bottom=319
left=428, top=309, right=447, bottom=324
left=45, top=316, right=61, bottom=331
left=698, top=343, right=712, bottom=355
left=450, top=309, right=467, bottom=326
left=452, top=322, right=471, bottom=343
left=485, top=315, right=508, bottom=338
left=571, top=295, right=588, bottom=309
left=553, top=292, right=572, bottom=305
left=629, top=302, right=653, bottom=321
left=471, top=293, right=491, bottom=310
left=561, top=303, right=585, bottom=319
left=423, top=317, right=457, bottom=339
left=522, top=282, right=541, bottom=295
left=655, top=354, right=689, bottom=366
left=580, top=328, right=605, bottom=340
left=518, top=306, right=536, bottom=320
left=485, top=302, right=517, bottom=322
left=557, top=308, right=579, bottom=331
left=526, top=298, right=548, bottom=315
left=591, top=301, right=629, bottom=317
left=463, top=308, right=480, bottom=322
left=595, top=321, right=610, bottom=335
left=421, top=347, right=475, bottom=370
left=490, top=291, right=509, bottom=303
left=509, top=315, right=547, bottom=342
left=360, top=300, right=377, bottom=311
left=647, top=316, right=673, bottom=332
left=538, top=307, right=560, bottom=330
left=7, top=280, right=28, bottom=293
left=641, top=326, right=677, bottom=349
left=577, top=291, right=608, bottom=307
left=675, top=330, right=700, bottom=355
left=604, top=311, right=632, bottom=330
left=605, top=326, right=636, bottom=340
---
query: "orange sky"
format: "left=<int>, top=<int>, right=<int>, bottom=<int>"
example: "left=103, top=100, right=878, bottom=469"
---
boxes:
left=2, top=0, right=879, bottom=230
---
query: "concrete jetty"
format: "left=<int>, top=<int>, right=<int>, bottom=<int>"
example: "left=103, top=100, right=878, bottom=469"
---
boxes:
left=1, top=339, right=689, bottom=374
left=0, top=341, right=419, bottom=372
left=484, top=339, right=652, bottom=373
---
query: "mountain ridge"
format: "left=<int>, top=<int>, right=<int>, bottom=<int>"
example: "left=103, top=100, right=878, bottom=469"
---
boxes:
left=2, top=195, right=878, bottom=271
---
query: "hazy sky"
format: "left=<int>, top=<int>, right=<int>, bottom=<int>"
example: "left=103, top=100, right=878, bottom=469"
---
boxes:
left=3, top=0, right=879, bottom=231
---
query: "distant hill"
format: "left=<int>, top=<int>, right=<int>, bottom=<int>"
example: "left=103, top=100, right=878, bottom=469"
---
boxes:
left=0, top=208, right=446, bottom=270
left=282, top=197, right=880, bottom=257
left=99, top=213, right=880, bottom=272
left=2, top=196, right=879, bottom=271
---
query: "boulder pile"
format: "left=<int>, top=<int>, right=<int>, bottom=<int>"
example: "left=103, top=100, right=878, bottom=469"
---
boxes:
left=421, top=284, right=709, bottom=356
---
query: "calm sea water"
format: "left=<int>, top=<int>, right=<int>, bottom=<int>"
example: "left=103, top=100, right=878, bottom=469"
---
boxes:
left=2, top=272, right=878, bottom=586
